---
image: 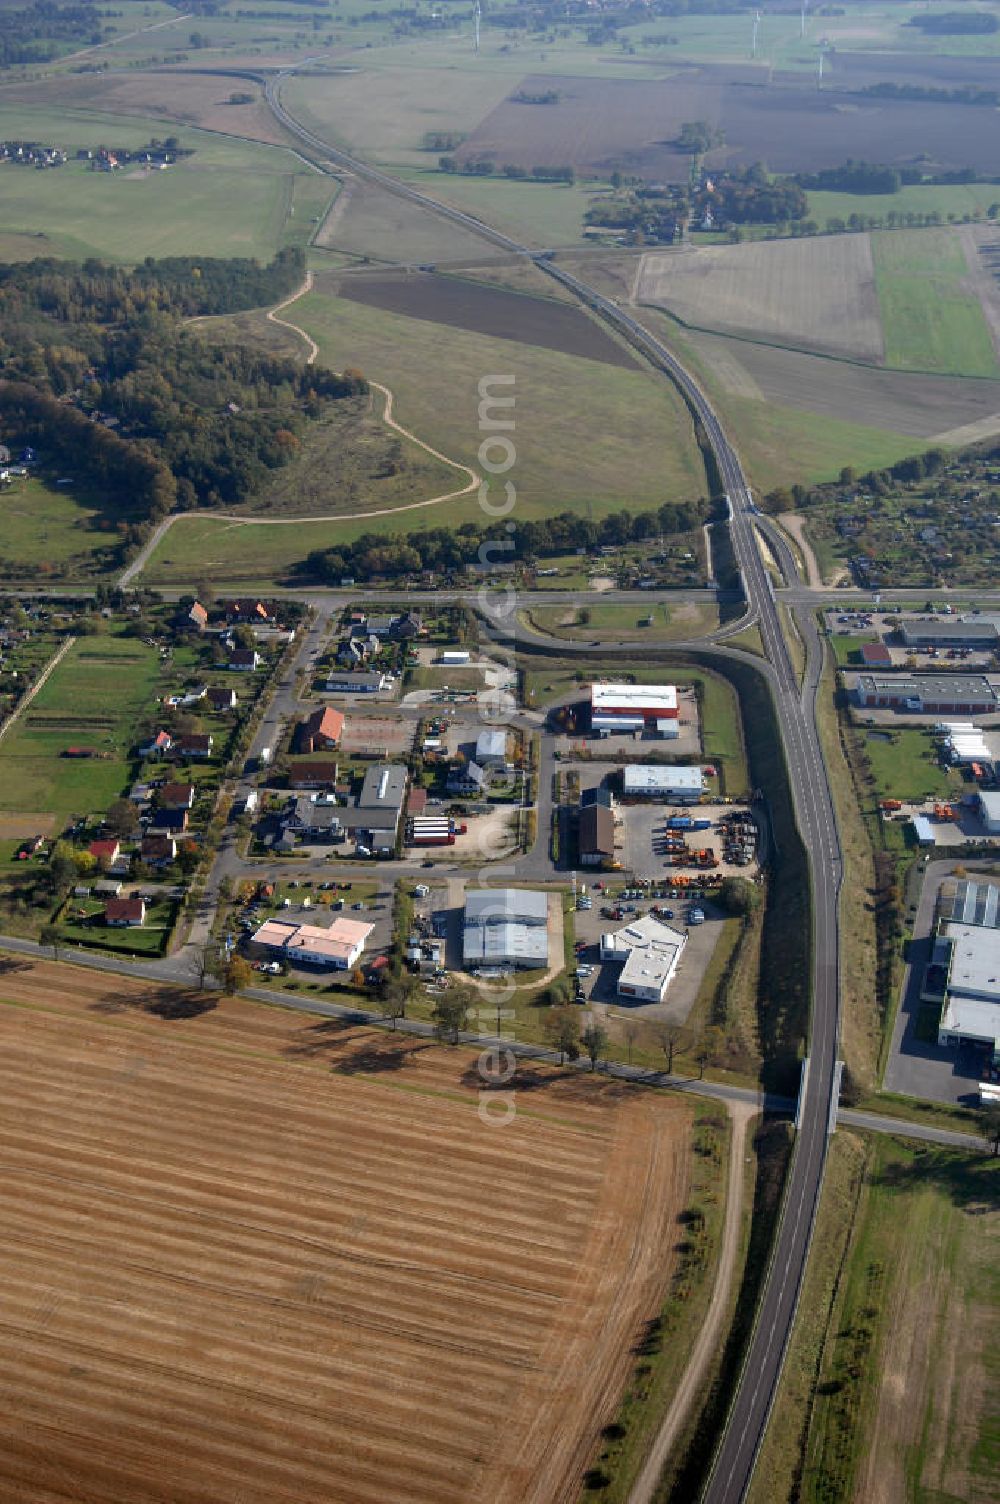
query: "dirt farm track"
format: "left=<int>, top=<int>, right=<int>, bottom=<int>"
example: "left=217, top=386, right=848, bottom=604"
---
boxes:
left=0, top=958, right=689, bottom=1504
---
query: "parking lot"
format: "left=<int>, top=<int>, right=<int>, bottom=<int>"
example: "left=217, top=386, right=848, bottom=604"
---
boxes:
left=570, top=890, right=725, bottom=1025
left=618, top=800, right=761, bottom=881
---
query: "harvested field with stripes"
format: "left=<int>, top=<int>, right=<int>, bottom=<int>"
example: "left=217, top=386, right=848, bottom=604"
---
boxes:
left=0, top=958, right=691, bottom=1504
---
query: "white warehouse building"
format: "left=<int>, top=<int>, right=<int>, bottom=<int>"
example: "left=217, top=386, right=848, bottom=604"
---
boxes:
left=623, top=765, right=705, bottom=803
left=591, top=683, right=679, bottom=737
left=600, top=914, right=687, bottom=1003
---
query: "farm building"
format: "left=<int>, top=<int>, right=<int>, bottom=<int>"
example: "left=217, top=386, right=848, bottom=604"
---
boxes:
left=251, top=916, right=373, bottom=970
left=591, top=683, right=678, bottom=736
left=622, top=765, right=705, bottom=802
left=296, top=706, right=345, bottom=753
left=463, top=888, right=548, bottom=969
left=578, top=804, right=616, bottom=867
left=855, top=674, right=999, bottom=715
left=898, top=617, right=1000, bottom=649
left=600, top=915, right=687, bottom=1003
left=936, top=922, right=1000, bottom=1061
left=859, top=642, right=893, bottom=668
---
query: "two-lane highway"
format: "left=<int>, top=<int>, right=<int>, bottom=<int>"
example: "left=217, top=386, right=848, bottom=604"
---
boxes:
left=262, top=68, right=843, bottom=1503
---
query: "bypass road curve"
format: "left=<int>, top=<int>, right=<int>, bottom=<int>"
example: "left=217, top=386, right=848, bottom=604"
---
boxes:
left=265, top=68, right=843, bottom=1504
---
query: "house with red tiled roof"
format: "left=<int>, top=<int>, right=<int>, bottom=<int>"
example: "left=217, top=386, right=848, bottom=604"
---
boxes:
left=296, top=706, right=344, bottom=754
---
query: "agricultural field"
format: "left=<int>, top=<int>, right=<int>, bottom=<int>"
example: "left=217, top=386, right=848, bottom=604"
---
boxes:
left=751, top=1132, right=999, bottom=1504
left=0, top=960, right=693, bottom=1504
left=312, top=174, right=497, bottom=267
left=457, top=65, right=1000, bottom=182
left=333, top=270, right=638, bottom=367
left=874, top=229, right=1000, bottom=378
left=0, top=633, right=162, bottom=820
left=637, top=236, right=885, bottom=362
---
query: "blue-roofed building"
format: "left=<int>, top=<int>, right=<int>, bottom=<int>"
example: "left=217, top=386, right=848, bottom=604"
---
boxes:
left=912, top=815, right=935, bottom=846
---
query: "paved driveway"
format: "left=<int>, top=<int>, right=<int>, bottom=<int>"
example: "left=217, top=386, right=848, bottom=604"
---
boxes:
left=883, top=857, right=988, bottom=1106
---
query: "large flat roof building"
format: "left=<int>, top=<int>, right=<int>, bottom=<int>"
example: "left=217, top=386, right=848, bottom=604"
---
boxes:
left=341, top=763, right=408, bottom=849
left=591, top=682, right=678, bottom=735
left=252, top=916, right=374, bottom=970
left=899, top=616, right=1000, bottom=648
left=856, top=674, right=999, bottom=715
left=623, top=764, right=704, bottom=802
left=463, top=887, right=548, bottom=969
left=941, top=878, right=1000, bottom=929
left=600, top=915, right=687, bottom=1003
left=937, top=921, right=1000, bottom=1058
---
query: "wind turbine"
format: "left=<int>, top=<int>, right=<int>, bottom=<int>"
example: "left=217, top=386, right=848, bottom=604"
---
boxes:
left=474, top=0, right=481, bottom=54
left=800, top=0, right=808, bottom=40
left=751, top=9, right=761, bottom=59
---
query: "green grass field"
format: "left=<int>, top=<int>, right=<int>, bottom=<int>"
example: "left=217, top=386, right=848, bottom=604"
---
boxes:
left=293, top=289, right=706, bottom=513
left=0, top=105, right=324, bottom=261
left=523, top=600, right=720, bottom=640
left=752, top=1132, right=1000, bottom=1504
left=860, top=726, right=963, bottom=803
left=398, top=167, right=599, bottom=248
left=873, top=228, right=1000, bottom=378
left=0, top=477, right=128, bottom=578
left=809, top=182, right=1000, bottom=228
left=0, top=633, right=162, bottom=819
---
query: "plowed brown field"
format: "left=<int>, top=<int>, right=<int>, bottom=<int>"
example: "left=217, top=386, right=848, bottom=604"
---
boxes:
left=0, top=959, right=689, bottom=1504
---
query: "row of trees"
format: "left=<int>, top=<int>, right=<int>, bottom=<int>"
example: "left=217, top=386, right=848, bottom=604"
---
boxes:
left=439, top=156, right=575, bottom=183
left=303, top=499, right=710, bottom=582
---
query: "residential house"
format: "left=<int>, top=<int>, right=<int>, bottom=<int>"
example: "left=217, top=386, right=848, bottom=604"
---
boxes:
left=141, top=835, right=177, bottom=866
left=140, top=729, right=173, bottom=757
left=105, top=897, right=146, bottom=927
left=150, top=807, right=189, bottom=833
left=281, top=796, right=342, bottom=842
left=159, top=782, right=195, bottom=809
left=185, top=601, right=209, bottom=632
left=207, top=686, right=237, bottom=712
left=89, top=838, right=121, bottom=867
left=228, top=648, right=261, bottom=672
left=296, top=706, right=345, bottom=754
left=447, top=760, right=488, bottom=797
left=225, top=600, right=274, bottom=626
left=178, top=733, right=213, bottom=760
left=289, top=759, right=340, bottom=790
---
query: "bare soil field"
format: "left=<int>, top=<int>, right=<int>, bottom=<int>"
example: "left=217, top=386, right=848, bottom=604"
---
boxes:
left=458, top=66, right=1000, bottom=182
left=0, top=957, right=690, bottom=1504
left=334, top=270, right=639, bottom=368
left=638, top=236, right=884, bottom=362
left=684, top=329, right=1000, bottom=438
left=0, top=813, right=55, bottom=839
left=338, top=712, right=415, bottom=756
left=0, top=70, right=291, bottom=146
